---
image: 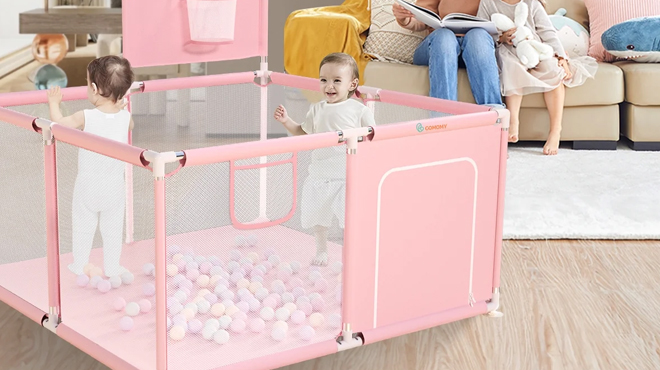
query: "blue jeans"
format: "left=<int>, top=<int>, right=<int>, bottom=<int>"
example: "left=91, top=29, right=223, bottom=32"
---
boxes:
left=413, top=28, right=503, bottom=106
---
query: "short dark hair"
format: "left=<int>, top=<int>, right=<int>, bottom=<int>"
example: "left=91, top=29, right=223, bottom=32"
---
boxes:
left=319, top=52, right=360, bottom=97
left=87, top=55, right=134, bottom=103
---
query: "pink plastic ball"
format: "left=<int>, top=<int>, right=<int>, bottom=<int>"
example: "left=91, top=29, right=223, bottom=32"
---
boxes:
left=199, top=261, right=212, bottom=274
left=233, top=311, right=248, bottom=321
left=311, top=297, right=325, bottom=312
left=236, top=301, right=250, bottom=313
left=175, top=259, right=186, bottom=271
left=264, top=248, right=276, bottom=259
left=299, top=325, right=315, bottom=341
left=242, top=263, right=253, bottom=273
left=298, top=301, right=313, bottom=316
left=113, top=297, right=126, bottom=311
left=186, top=269, right=200, bottom=281
left=89, top=275, right=102, bottom=288
left=262, top=261, right=273, bottom=271
left=230, top=318, right=246, bottom=333
left=188, top=319, right=203, bottom=333
left=314, top=278, right=328, bottom=292
left=277, top=269, right=292, bottom=282
left=76, top=274, right=90, bottom=287
left=290, top=310, right=306, bottom=325
left=263, top=297, right=277, bottom=309
left=97, top=279, right=111, bottom=293
left=250, top=268, right=264, bottom=278
left=179, top=279, right=193, bottom=290
left=248, top=297, right=261, bottom=312
left=289, top=277, right=304, bottom=289
left=139, top=299, right=152, bottom=313
left=249, top=318, right=265, bottom=332
left=143, top=283, right=156, bottom=297
left=205, top=293, right=218, bottom=304
left=292, top=287, right=306, bottom=298
left=120, top=316, right=134, bottom=331
left=267, top=293, right=282, bottom=307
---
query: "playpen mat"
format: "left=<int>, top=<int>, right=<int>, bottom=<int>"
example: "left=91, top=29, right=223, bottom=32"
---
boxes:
left=0, top=225, right=343, bottom=370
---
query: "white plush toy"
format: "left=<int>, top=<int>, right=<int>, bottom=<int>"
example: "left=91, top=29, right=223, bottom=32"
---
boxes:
left=491, top=2, right=554, bottom=69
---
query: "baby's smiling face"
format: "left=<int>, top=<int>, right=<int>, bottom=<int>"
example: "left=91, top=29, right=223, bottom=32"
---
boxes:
left=319, top=63, right=358, bottom=104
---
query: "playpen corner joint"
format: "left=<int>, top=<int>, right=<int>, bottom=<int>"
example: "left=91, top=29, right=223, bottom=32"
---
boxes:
left=485, top=287, right=503, bottom=318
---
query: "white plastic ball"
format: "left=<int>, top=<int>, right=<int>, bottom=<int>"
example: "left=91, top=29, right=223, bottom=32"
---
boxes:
left=142, top=263, right=155, bottom=276
left=109, top=275, right=122, bottom=289
left=331, top=261, right=343, bottom=275
left=268, top=254, right=281, bottom=266
left=205, top=318, right=220, bottom=330
left=221, top=299, right=235, bottom=308
left=120, top=271, right=135, bottom=285
left=300, top=325, right=315, bottom=341
left=214, top=329, right=230, bottom=344
left=226, top=261, right=240, bottom=273
left=309, top=270, right=322, bottom=282
left=281, top=292, right=295, bottom=304
left=290, top=310, right=306, bottom=325
left=260, top=307, right=275, bottom=321
left=169, top=301, right=183, bottom=315
left=218, top=315, right=232, bottom=329
left=234, top=235, right=247, bottom=248
left=275, top=308, right=291, bottom=321
left=125, top=302, right=140, bottom=317
left=273, top=320, right=289, bottom=331
left=271, top=327, right=286, bottom=341
left=89, top=275, right=102, bottom=288
left=329, top=313, right=342, bottom=328
left=255, top=287, right=269, bottom=301
left=184, top=302, right=199, bottom=315
left=120, top=316, right=134, bottom=331
left=283, top=302, right=297, bottom=313
left=202, top=325, right=217, bottom=340
left=252, top=275, right=264, bottom=284
left=214, top=284, right=228, bottom=295
left=246, top=234, right=258, bottom=247
left=197, top=300, right=211, bottom=314
left=220, top=290, right=235, bottom=301
left=174, top=290, right=188, bottom=303
left=290, top=261, right=301, bottom=274
left=230, top=249, right=242, bottom=261
left=248, top=297, right=261, bottom=312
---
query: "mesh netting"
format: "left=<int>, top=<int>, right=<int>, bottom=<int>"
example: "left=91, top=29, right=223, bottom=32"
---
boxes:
left=164, top=147, right=345, bottom=370
left=56, top=139, right=157, bottom=370
left=0, top=115, right=48, bottom=312
left=372, top=100, right=453, bottom=125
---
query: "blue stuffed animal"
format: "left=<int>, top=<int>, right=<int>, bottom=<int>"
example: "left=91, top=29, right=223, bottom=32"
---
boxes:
left=548, top=8, right=590, bottom=59
left=601, top=16, right=660, bottom=63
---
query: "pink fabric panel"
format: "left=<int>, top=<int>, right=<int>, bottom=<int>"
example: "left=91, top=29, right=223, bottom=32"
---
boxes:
left=141, top=72, right=256, bottom=93
left=122, top=0, right=265, bottom=67
left=370, top=111, right=499, bottom=142
left=0, top=285, right=45, bottom=324
left=362, top=302, right=486, bottom=345
left=378, top=90, right=491, bottom=115
left=584, top=0, right=660, bottom=62
left=210, top=341, right=337, bottom=370
left=0, top=107, right=36, bottom=131
left=183, top=132, right=339, bottom=166
left=57, top=324, right=140, bottom=370
left=0, top=87, right=87, bottom=106
left=343, top=123, right=503, bottom=332
left=44, top=144, right=61, bottom=311
left=51, top=125, right=149, bottom=168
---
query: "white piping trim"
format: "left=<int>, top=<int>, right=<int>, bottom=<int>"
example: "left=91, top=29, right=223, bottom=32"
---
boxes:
left=373, top=157, right=478, bottom=328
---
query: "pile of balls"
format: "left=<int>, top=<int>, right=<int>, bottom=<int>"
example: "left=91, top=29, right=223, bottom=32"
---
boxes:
left=74, top=263, right=135, bottom=293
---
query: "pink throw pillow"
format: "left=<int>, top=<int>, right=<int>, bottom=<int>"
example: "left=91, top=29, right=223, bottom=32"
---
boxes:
left=583, top=0, right=660, bottom=62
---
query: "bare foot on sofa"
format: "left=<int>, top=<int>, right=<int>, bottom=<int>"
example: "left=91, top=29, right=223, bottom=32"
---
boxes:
left=508, top=119, right=519, bottom=143
left=543, top=130, right=561, bottom=155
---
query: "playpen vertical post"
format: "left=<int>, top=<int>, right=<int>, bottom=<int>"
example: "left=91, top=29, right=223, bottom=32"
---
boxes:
left=341, top=134, right=360, bottom=340
left=39, top=119, right=61, bottom=326
left=256, top=0, right=269, bottom=222
left=125, top=98, right=134, bottom=244
left=152, top=155, right=168, bottom=370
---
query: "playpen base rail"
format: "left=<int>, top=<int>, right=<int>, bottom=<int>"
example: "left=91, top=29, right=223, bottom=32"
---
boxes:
left=0, top=286, right=45, bottom=324
left=57, top=323, right=140, bottom=370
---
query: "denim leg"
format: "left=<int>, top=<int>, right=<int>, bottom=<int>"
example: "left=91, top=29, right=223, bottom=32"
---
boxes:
left=413, top=28, right=460, bottom=101
left=461, top=28, right=503, bottom=106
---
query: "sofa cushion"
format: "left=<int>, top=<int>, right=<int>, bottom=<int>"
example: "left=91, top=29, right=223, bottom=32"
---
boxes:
left=546, top=0, right=589, bottom=30
left=615, top=61, right=660, bottom=106
left=363, top=61, right=624, bottom=106
left=363, top=0, right=427, bottom=64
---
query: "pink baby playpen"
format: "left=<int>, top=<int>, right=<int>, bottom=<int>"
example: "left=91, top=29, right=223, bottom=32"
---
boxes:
left=0, top=1, right=508, bottom=369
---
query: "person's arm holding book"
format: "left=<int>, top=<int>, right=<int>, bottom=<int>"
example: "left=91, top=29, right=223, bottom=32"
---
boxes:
left=393, top=0, right=439, bottom=32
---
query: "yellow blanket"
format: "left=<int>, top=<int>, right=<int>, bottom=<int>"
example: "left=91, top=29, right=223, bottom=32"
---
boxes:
left=283, top=0, right=372, bottom=84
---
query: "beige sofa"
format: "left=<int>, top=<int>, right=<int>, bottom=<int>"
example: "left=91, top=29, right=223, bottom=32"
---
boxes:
left=287, top=0, right=659, bottom=150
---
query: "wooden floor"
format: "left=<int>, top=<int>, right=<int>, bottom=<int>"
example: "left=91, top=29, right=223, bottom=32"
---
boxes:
left=1, top=240, right=659, bottom=370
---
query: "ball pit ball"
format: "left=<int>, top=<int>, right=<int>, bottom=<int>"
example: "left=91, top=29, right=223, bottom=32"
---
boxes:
left=143, top=263, right=155, bottom=275
left=120, top=271, right=135, bottom=285
left=250, top=268, right=265, bottom=279
left=76, top=274, right=90, bottom=287
left=209, top=275, right=222, bottom=286
left=196, top=275, right=210, bottom=287
left=125, top=302, right=140, bottom=317
left=220, top=290, right=235, bottom=301
left=314, top=278, right=329, bottom=292
left=215, top=284, right=228, bottom=295
left=195, top=256, right=206, bottom=264
left=248, top=297, right=261, bottom=312
left=205, top=293, right=218, bottom=304
left=172, top=253, right=184, bottom=263
left=271, top=327, right=286, bottom=341
left=205, top=318, right=220, bottom=330
left=225, top=305, right=240, bottom=317
left=186, top=269, right=200, bottom=281
left=271, top=280, right=286, bottom=294
left=300, top=325, right=315, bottom=341
left=214, top=329, right=230, bottom=345
left=277, top=262, right=291, bottom=271
left=240, top=257, right=253, bottom=267
left=221, top=299, right=235, bottom=308
left=298, top=301, right=313, bottom=316
left=202, top=325, right=217, bottom=340
left=230, top=318, right=246, bottom=333
left=336, top=289, right=342, bottom=304
left=260, top=306, right=275, bottom=321
left=309, top=270, right=322, bottom=282
left=211, top=303, right=226, bottom=317
left=329, top=313, right=342, bottom=328
left=309, top=312, right=325, bottom=327
left=226, top=261, right=240, bottom=273
left=308, top=292, right=322, bottom=301
left=230, top=249, right=242, bottom=262
left=247, top=252, right=260, bottom=264
left=230, top=271, right=244, bottom=284
left=290, top=310, right=306, bottom=325
left=331, top=261, right=343, bottom=275
left=252, top=275, right=264, bottom=284
left=290, top=261, right=301, bottom=274
left=143, top=283, right=156, bottom=297
left=188, top=319, right=203, bottom=334
left=193, top=296, right=204, bottom=304
left=209, top=266, right=223, bottom=276
left=237, top=287, right=251, bottom=299
left=281, top=292, right=295, bottom=304
left=337, top=273, right=342, bottom=283
left=175, top=259, right=186, bottom=272
left=172, top=314, right=187, bottom=326
left=84, top=263, right=95, bottom=276
left=234, top=235, right=247, bottom=248
left=289, top=277, right=304, bottom=289
left=218, top=315, right=232, bottom=329
left=273, top=320, right=289, bottom=331
left=97, top=279, right=111, bottom=293
left=262, top=297, right=277, bottom=309
left=275, top=308, right=291, bottom=321
left=237, top=278, right=250, bottom=290
left=166, top=264, right=178, bottom=277
left=199, top=261, right=213, bottom=274
left=89, top=275, right=103, bottom=289
left=113, top=297, right=126, bottom=311
left=296, top=296, right=310, bottom=306
left=255, top=287, right=269, bottom=301
left=311, top=297, right=325, bottom=312
left=233, top=311, right=248, bottom=321
left=268, top=254, right=281, bottom=266
left=174, top=290, right=188, bottom=303
left=186, top=261, right=199, bottom=271
left=120, top=316, right=134, bottom=331
left=246, top=234, right=258, bottom=247
left=255, top=264, right=267, bottom=274
left=170, top=325, right=186, bottom=341
left=264, top=248, right=276, bottom=259
left=167, top=317, right=172, bottom=329
left=248, top=281, right=263, bottom=294
left=179, top=279, right=193, bottom=290
left=268, top=293, right=283, bottom=307
left=283, top=302, right=297, bottom=313
left=168, top=245, right=181, bottom=256
left=182, top=308, right=196, bottom=320
left=197, top=288, right=212, bottom=298
left=109, top=275, right=122, bottom=289
left=241, top=263, right=254, bottom=274
left=263, top=261, right=273, bottom=271
left=169, top=301, right=183, bottom=315
left=197, top=300, right=211, bottom=314
left=292, top=287, right=306, bottom=298
left=139, top=299, right=152, bottom=313
left=90, top=267, right=104, bottom=278
left=185, top=302, right=199, bottom=315
left=277, top=268, right=292, bottom=282
left=236, top=301, right=250, bottom=313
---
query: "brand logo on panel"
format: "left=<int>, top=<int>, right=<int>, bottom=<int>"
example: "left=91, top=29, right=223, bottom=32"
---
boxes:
left=416, top=122, right=447, bottom=132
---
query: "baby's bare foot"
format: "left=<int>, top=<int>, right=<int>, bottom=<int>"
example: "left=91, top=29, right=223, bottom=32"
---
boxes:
left=543, top=131, right=561, bottom=155
left=508, top=120, right=519, bottom=143
left=311, top=251, right=328, bottom=266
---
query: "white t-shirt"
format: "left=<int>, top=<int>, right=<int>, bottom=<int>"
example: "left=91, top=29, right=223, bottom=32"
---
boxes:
left=301, top=98, right=375, bottom=134
left=78, top=108, right=131, bottom=178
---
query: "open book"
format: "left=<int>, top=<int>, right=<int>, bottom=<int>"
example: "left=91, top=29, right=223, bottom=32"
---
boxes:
left=395, top=0, right=498, bottom=36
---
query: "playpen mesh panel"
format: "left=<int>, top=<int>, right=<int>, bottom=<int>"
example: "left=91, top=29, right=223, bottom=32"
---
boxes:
left=372, top=101, right=453, bottom=125
left=0, top=114, right=48, bottom=312
left=164, top=149, right=345, bottom=370
left=55, top=140, right=157, bottom=370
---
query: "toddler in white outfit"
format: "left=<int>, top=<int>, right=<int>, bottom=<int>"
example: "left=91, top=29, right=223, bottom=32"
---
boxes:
left=48, top=55, right=135, bottom=277
left=274, top=52, right=375, bottom=266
